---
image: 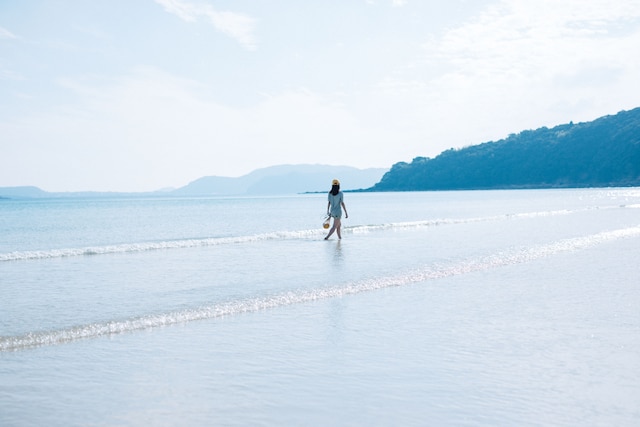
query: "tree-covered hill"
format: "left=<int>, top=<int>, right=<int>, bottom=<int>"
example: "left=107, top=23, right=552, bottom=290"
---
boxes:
left=370, top=107, right=640, bottom=191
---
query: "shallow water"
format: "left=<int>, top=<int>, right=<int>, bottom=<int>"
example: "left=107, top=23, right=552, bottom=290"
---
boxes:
left=1, top=189, right=639, bottom=426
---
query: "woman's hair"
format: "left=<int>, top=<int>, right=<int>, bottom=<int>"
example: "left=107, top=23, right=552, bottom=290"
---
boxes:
left=330, top=184, right=340, bottom=196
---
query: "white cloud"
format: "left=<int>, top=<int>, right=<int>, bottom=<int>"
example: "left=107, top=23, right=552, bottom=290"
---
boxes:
left=1, top=67, right=377, bottom=191
left=377, top=0, right=640, bottom=140
left=432, top=0, right=640, bottom=83
left=154, top=0, right=199, bottom=21
left=392, top=0, right=408, bottom=7
left=0, top=28, right=22, bottom=81
left=340, top=0, right=640, bottom=163
left=0, top=67, right=25, bottom=81
left=154, top=0, right=257, bottom=50
left=0, top=26, right=18, bottom=39
left=204, top=9, right=257, bottom=50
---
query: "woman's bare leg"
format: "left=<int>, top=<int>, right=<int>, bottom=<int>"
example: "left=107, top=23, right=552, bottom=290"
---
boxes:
left=324, top=217, right=341, bottom=240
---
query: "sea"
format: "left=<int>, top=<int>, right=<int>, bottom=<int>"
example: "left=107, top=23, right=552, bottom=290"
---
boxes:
left=1, top=188, right=639, bottom=426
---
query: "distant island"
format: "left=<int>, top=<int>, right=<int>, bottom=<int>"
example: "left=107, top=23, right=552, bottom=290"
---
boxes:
left=172, top=164, right=387, bottom=196
left=0, top=165, right=387, bottom=199
left=369, top=107, right=640, bottom=191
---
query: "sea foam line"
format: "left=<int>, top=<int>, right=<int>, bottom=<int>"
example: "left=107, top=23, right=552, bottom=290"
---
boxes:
left=2, top=225, right=639, bottom=352
left=349, top=208, right=577, bottom=233
left=0, top=208, right=587, bottom=262
left=0, top=230, right=319, bottom=262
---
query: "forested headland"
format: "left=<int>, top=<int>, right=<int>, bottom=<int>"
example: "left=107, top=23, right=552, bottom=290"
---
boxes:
left=370, top=107, right=640, bottom=191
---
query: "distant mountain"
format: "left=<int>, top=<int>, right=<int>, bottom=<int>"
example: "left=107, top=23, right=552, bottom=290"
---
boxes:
left=0, top=186, right=50, bottom=199
left=370, top=107, right=640, bottom=191
left=0, top=187, right=157, bottom=199
left=172, top=164, right=388, bottom=196
left=0, top=165, right=388, bottom=199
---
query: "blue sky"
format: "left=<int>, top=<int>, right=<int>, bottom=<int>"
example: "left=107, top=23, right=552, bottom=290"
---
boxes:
left=1, top=0, right=639, bottom=192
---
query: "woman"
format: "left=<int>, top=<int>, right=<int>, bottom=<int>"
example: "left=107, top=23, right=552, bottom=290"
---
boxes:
left=325, top=179, right=348, bottom=240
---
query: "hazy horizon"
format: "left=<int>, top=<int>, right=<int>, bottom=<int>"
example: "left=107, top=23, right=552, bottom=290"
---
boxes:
left=0, top=163, right=389, bottom=194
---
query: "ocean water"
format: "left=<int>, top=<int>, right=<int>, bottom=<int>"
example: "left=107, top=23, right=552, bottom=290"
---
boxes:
left=1, top=189, right=639, bottom=426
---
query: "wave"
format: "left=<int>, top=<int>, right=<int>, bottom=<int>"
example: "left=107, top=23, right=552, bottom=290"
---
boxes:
left=349, top=209, right=579, bottom=233
left=0, top=207, right=598, bottom=262
left=0, top=231, right=319, bottom=262
left=3, top=224, right=639, bottom=352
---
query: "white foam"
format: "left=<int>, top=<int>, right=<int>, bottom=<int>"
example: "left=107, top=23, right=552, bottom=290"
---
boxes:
left=0, top=206, right=625, bottom=262
left=0, top=230, right=320, bottom=262
left=3, top=225, right=639, bottom=352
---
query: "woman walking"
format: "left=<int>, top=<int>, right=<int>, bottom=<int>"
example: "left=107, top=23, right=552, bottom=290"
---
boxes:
left=325, top=179, right=348, bottom=240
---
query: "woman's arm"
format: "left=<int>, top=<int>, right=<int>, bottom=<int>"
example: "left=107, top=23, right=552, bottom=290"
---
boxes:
left=341, top=201, right=348, bottom=218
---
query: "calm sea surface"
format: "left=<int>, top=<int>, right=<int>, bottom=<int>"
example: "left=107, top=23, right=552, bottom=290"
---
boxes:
left=1, top=189, right=639, bottom=426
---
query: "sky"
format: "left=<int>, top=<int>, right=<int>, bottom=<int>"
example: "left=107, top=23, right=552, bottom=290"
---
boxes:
left=1, top=0, right=639, bottom=192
